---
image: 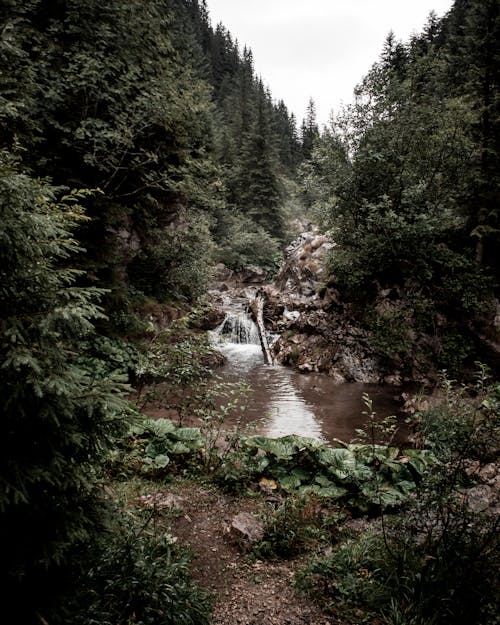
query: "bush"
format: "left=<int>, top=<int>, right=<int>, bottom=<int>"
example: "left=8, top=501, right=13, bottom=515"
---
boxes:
left=213, top=211, right=282, bottom=273
left=55, top=513, right=212, bottom=625
left=254, top=495, right=344, bottom=560
left=296, top=375, right=500, bottom=625
left=128, top=215, right=214, bottom=303
left=0, top=159, right=133, bottom=619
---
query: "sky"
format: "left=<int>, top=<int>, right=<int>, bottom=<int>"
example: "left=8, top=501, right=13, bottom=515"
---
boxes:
left=205, top=0, right=455, bottom=127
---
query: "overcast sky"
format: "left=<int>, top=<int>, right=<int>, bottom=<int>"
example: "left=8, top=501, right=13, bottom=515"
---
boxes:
left=205, top=0, right=455, bottom=127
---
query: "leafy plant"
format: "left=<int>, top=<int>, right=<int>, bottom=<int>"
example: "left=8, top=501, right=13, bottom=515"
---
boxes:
left=219, top=433, right=435, bottom=511
left=56, top=510, right=212, bottom=625
left=254, top=495, right=344, bottom=560
left=296, top=374, right=500, bottom=625
left=117, top=419, right=205, bottom=478
left=0, top=157, right=133, bottom=619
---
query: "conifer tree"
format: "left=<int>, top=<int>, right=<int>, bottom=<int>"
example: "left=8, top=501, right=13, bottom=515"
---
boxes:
left=301, top=98, right=320, bottom=160
left=0, top=153, right=130, bottom=618
left=445, top=0, right=500, bottom=273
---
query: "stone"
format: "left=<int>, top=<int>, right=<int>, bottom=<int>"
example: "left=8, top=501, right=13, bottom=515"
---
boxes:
left=237, top=266, right=268, bottom=284
left=465, top=485, right=496, bottom=513
left=134, top=492, right=185, bottom=510
left=230, top=512, right=265, bottom=546
left=479, top=463, right=499, bottom=486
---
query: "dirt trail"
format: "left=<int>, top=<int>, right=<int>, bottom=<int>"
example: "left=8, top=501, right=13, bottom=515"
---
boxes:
left=168, top=483, right=340, bottom=625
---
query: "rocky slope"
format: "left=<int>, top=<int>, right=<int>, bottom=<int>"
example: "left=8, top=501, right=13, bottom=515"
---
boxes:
left=207, top=225, right=499, bottom=385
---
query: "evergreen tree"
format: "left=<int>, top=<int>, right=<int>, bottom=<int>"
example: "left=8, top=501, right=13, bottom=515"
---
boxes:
left=0, top=152, right=130, bottom=619
left=445, top=0, right=500, bottom=273
left=0, top=0, right=219, bottom=310
left=301, top=8, right=498, bottom=370
left=235, top=82, right=285, bottom=240
left=301, top=97, right=320, bottom=160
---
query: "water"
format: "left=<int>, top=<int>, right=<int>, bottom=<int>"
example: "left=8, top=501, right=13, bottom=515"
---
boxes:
left=212, top=313, right=407, bottom=444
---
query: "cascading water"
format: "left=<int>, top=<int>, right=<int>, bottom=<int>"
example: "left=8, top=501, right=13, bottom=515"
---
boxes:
left=211, top=305, right=405, bottom=443
left=212, top=309, right=324, bottom=439
left=214, top=312, right=260, bottom=345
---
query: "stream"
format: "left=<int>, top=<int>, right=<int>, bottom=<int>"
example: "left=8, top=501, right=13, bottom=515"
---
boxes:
left=212, top=310, right=408, bottom=445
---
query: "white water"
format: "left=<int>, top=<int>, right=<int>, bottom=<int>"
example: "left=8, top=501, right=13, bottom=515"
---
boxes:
left=212, top=312, right=324, bottom=439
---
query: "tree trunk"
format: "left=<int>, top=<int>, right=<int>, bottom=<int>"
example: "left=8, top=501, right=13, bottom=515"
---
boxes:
left=251, top=294, right=274, bottom=365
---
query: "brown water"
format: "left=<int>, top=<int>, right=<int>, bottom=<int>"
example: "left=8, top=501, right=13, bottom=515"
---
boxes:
left=215, top=341, right=407, bottom=445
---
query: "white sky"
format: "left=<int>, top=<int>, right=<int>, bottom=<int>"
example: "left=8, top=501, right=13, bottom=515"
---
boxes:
left=205, top=0, right=455, bottom=127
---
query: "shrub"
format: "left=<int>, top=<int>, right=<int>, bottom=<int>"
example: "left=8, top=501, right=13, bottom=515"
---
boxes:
left=55, top=513, right=212, bottom=625
left=254, top=495, right=344, bottom=560
left=296, top=374, right=500, bottom=625
left=0, top=159, right=133, bottom=620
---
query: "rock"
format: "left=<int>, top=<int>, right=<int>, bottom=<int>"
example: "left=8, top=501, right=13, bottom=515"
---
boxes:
left=283, top=308, right=300, bottom=322
left=334, top=347, right=381, bottom=383
left=328, top=368, right=346, bottom=384
left=465, top=485, right=496, bottom=513
left=214, top=263, right=234, bottom=281
left=479, top=463, right=499, bottom=487
left=273, top=230, right=332, bottom=297
left=134, top=492, right=185, bottom=511
left=236, top=266, right=268, bottom=284
left=230, top=512, right=265, bottom=546
left=384, top=374, right=403, bottom=386
left=298, top=363, right=314, bottom=373
left=106, top=219, right=141, bottom=264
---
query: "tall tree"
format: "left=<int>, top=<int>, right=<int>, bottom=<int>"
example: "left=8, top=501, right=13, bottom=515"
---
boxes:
left=0, top=0, right=219, bottom=310
left=0, top=153, right=130, bottom=619
left=301, top=97, right=320, bottom=160
left=234, top=82, right=285, bottom=240
left=445, top=0, right=500, bottom=273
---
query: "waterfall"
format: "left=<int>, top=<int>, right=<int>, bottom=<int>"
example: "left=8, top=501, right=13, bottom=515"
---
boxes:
left=213, top=312, right=260, bottom=345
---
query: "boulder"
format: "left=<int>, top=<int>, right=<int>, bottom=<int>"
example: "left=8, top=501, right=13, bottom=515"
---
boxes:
left=229, top=512, right=265, bottom=548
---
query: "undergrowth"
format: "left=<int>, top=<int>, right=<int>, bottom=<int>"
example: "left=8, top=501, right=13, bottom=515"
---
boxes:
left=295, top=372, right=500, bottom=625
left=57, top=513, right=212, bottom=625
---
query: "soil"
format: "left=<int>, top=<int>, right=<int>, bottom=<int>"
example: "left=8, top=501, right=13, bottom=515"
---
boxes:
left=136, top=481, right=344, bottom=625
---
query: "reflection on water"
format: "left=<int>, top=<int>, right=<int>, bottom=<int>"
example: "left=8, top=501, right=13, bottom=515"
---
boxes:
left=216, top=342, right=405, bottom=444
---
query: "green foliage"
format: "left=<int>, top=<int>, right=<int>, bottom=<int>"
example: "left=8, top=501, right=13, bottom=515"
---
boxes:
left=128, top=215, right=214, bottom=303
left=213, top=210, right=282, bottom=273
left=117, top=419, right=205, bottom=478
left=0, top=154, right=132, bottom=615
left=136, top=315, right=216, bottom=381
left=254, top=495, right=344, bottom=560
left=300, top=4, right=499, bottom=370
left=218, top=433, right=435, bottom=512
left=133, top=318, right=222, bottom=427
left=367, top=302, right=416, bottom=366
left=437, top=326, right=476, bottom=375
left=419, top=369, right=500, bottom=463
left=76, top=335, right=139, bottom=379
left=117, top=372, right=251, bottom=477
left=57, top=511, right=212, bottom=625
left=296, top=375, right=500, bottom=625
left=296, top=532, right=392, bottom=618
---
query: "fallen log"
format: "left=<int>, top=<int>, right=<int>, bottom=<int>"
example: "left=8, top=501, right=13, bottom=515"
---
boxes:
left=251, top=294, right=274, bottom=365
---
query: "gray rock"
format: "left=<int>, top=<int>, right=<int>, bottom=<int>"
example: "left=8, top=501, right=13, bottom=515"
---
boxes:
left=230, top=512, right=265, bottom=544
left=465, top=485, right=496, bottom=513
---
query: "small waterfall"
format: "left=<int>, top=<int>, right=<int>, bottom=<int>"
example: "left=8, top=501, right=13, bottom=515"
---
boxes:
left=214, top=312, right=260, bottom=345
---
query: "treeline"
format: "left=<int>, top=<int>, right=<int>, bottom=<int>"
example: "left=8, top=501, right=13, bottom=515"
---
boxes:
left=0, top=0, right=311, bottom=329
left=301, top=0, right=499, bottom=374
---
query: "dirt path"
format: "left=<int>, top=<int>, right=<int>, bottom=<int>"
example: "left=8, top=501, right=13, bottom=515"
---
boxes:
left=164, top=483, right=340, bottom=625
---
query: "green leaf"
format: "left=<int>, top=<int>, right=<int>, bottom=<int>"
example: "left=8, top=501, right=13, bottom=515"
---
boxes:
left=152, top=454, right=170, bottom=469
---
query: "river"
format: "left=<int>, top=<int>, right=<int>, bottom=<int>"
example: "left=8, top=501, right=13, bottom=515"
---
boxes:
left=212, top=312, right=408, bottom=445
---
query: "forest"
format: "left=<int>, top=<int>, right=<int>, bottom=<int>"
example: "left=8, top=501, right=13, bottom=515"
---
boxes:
left=0, top=1, right=498, bottom=624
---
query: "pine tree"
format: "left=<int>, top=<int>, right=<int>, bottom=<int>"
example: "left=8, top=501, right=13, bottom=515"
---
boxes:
left=445, top=0, right=500, bottom=272
left=234, top=83, right=285, bottom=240
left=0, top=152, right=131, bottom=619
left=301, top=97, right=320, bottom=160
